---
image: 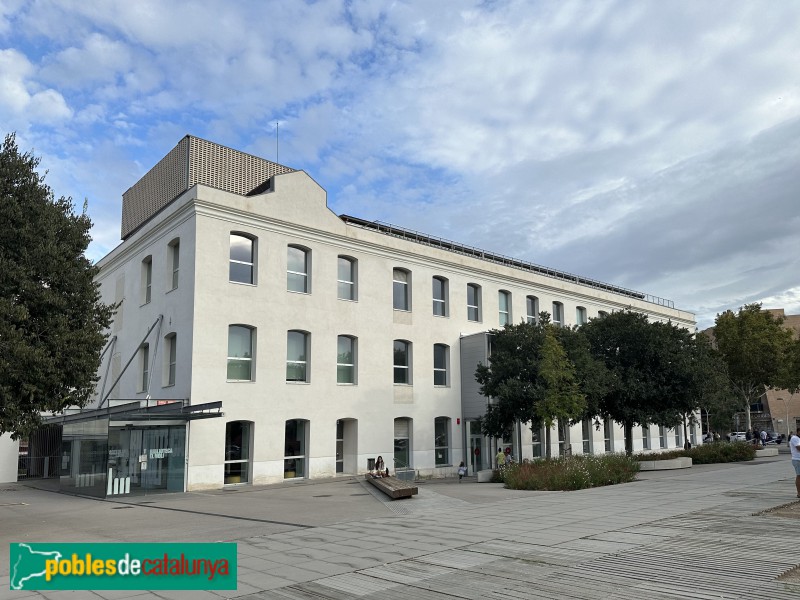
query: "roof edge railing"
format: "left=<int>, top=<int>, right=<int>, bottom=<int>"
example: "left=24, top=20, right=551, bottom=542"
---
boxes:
left=339, top=215, right=674, bottom=309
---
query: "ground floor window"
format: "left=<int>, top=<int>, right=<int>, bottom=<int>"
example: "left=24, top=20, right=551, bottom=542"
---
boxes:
left=284, top=419, right=307, bottom=479
left=659, top=425, right=667, bottom=449
left=434, top=417, right=450, bottom=466
left=603, top=417, right=613, bottom=453
left=394, top=418, right=411, bottom=469
left=532, top=425, right=544, bottom=458
left=642, top=426, right=650, bottom=450
left=582, top=419, right=592, bottom=454
left=224, top=421, right=251, bottom=485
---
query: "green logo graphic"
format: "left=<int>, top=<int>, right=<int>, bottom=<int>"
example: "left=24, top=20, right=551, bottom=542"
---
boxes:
left=9, top=543, right=237, bottom=590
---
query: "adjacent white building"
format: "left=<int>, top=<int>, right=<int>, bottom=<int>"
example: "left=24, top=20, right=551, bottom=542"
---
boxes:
left=6, top=136, right=698, bottom=492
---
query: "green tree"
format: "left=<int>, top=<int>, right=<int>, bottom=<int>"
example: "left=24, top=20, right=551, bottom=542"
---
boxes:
left=713, top=304, right=794, bottom=431
left=686, top=334, right=734, bottom=440
left=476, top=319, right=586, bottom=457
left=0, top=133, right=115, bottom=437
left=583, top=311, right=705, bottom=454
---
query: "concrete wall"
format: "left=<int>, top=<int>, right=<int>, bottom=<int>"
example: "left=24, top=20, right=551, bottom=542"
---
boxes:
left=0, top=434, right=19, bottom=483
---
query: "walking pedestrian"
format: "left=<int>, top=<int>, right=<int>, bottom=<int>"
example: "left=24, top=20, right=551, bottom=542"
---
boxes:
left=790, top=428, right=800, bottom=499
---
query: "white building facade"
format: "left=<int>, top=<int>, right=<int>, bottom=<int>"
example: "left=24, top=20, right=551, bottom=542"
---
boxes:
left=7, top=136, right=698, bottom=491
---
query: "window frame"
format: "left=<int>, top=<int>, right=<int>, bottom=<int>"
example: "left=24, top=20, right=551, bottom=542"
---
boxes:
left=576, top=306, right=587, bottom=326
left=287, top=245, right=311, bottom=294
left=336, top=335, right=357, bottom=384
left=141, top=256, right=152, bottom=304
left=526, top=295, right=539, bottom=324
left=552, top=301, right=564, bottom=327
left=498, top=290, right=511, bottom=326
left=337, top=256, right=357, bottom=301
left=139, top=343, right=150, bottom=392
left=467, top=283, right=481, bottom=322
left=227, top=325, right=255, bottom=382
left=229, top=233, right=256, bottom=285
left=434, top=417, right=450, bottom=466
left=393, top=268, right=411, bottom=311
left=286, top=330, right=310, bottom=383
left=393, top=339, right=412, bottom=384
left=164, top=333, right=177, bottom=387
left=433, top=343, right=449, bottom=387
left=168, top=238, right=180, bottom=291
left=432, top=276, right=448, bottom=317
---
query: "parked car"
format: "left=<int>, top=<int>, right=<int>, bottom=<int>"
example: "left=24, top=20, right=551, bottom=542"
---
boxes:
left=728, top=432, right=747, bottom=442
left=762, top=432, right=782, bottom=445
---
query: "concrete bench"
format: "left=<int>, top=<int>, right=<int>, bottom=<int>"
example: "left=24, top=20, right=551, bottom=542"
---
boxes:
left=365, top=474, right=418, bottom=499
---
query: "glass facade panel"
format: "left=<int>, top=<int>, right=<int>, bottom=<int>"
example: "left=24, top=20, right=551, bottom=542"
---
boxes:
left=61, top=419, right=109, bottom=498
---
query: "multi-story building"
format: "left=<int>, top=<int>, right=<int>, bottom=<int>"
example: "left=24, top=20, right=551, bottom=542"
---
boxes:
left=2, top=136, right=697, bottom=494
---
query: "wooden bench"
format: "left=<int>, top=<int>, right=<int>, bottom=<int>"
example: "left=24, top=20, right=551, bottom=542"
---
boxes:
left=365, top=474, right=418, bottom=499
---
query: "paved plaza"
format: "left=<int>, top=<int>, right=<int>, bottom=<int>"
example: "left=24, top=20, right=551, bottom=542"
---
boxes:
left=2, top=454, right=799, bottom=599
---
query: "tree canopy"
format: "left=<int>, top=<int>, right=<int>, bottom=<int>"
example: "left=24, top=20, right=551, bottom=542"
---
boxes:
left=712, top=303, right=795, bottom=430
left=0, top=133, right=115, bottom=438
left=475, top=318, right=587, bottom=454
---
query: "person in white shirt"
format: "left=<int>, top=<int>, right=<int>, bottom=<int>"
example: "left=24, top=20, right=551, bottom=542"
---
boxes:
left=790, top=428, right=800, bottom=499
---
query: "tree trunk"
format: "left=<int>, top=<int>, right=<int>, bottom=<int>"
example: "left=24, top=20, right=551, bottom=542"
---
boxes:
left=545, top=427, right=552, bottom=459
left=624, top=419, right=633, bottom=456
left=683, top=415, right=690, bottom=449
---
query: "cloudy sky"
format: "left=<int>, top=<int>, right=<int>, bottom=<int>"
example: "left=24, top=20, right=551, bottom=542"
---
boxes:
left=2, top=0, right=799, bottom=328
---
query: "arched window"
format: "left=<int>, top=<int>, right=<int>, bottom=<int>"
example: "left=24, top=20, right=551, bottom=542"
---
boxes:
left=432, top=276, right=448, bottom=317
left=498, top=290, right=511, bottom=326
left=286, top=330, right=310, bottom=382
left=526, top=295, right=539, bottom=324
left=229, top=233, right=255, bottom=284
left=393, top=268, right=411, bottom=311
left=168, top=238, right=180, bottom=290
left=393, top=340, right=412, bottom=384
left=467, top=284, right=481, bottom=322
left=433, top=344, right=449, bottom=386
left=287, top=245, right=310, bottom=293
left=141, top=256, right=152, bottom=304
left=552, top=301, right=564, bottom=327
left=224, top=421, right=252, bottom=484
left=227, top=325, right=254, bottom=381
left=337, top=335, right=357, bottom=384
left=337, top=256, right=357, bottom=300
left=434, top=417, right=450, bottom=466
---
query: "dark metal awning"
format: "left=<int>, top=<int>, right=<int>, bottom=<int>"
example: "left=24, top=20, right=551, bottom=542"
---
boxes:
left=43, top=400, right=223, bottom=425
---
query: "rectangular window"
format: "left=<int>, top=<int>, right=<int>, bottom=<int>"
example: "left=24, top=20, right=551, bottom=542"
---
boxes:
left=337, top=256, right=356, bottom=300
left=165, top=334, right=176, bottom=386
left=337, top=335, right=356, bottom=384
left=393, top=269, right=410, bottom=310
left=582, top=419, right=592, bottom=454
left=558, top=420, right=568, bottom=456
left=432, top=277, right=448, bottom=317
left=433, top=344, right=448, bottom=386
left=142, top=257, right=152, bottom=304
left=674, top=427, right=682, bottom=447
left=393, top=340, right=411, bottom=384
left=604, top=417, right=613, bottom=453
left=227, top=325, right=254, bottom=381
left=499, top=291, right=511, bottom=326
left=576, top=306, right=587, bottom=326
left=169, top=239, right=180, bottom=290
left=230, top=234, right=255, bottom=284
left=526, top=296, right=539, bottom=324
left=659, top=425, right=667, bottom=449
left=642, top=426, right=650, bottom=450
left=140, top=343, right=149, bottom=392
left=286, top=331, right=309, bottom=382
left=552, top=302, right=564, bottom=327
left=690, top=422, right=697, bottom=446
left=467, top=284, right=481, bottom=322
left=435, top=417, right=450, bottom=466
left=287, top=246, right=310, bottom=293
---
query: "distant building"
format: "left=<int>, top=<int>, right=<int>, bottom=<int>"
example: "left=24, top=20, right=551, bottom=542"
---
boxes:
left=762, top=309, right=800, bottom=437
left=3, top=136, right=697, bottom=493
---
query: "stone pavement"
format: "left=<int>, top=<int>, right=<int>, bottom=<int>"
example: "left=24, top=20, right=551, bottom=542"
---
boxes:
left=2, top=455, right=799, bottom=599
